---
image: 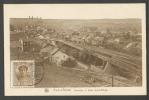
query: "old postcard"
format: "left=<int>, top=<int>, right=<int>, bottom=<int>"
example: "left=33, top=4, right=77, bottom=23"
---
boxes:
left=4, top=4, right=146, bottom=96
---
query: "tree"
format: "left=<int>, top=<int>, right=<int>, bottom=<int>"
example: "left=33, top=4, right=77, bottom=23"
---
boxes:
left=10, top=24, right=15, bottom=31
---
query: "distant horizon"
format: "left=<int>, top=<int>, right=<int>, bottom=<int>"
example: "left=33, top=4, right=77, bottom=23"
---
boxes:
left=10, top=18, right=142, bottom=20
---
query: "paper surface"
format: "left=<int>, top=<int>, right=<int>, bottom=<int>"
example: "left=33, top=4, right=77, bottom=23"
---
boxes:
left=4, top=4, right=146, bottom=96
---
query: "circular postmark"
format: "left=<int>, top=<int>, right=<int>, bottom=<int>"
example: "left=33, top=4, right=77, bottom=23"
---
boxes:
left=34, top=64, right=44, bottom=85
left=33, top=58, right=45, bottom=85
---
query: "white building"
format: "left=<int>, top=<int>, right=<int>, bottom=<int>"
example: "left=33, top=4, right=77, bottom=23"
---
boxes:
left=51, top=50, right=69, bottom=67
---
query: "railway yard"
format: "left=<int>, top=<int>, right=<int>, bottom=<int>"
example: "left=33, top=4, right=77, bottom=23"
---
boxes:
left=10, top=36, right=142, bottom=87
left=10, top=18, right=142, bottom=87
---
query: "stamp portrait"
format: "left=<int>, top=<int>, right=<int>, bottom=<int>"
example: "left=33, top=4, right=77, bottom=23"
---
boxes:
left=11, top=60, right=35, bottom=87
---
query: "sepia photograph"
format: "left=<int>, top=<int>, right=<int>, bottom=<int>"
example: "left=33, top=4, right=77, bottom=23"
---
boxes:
left=4, top=4, right=146, bottom=96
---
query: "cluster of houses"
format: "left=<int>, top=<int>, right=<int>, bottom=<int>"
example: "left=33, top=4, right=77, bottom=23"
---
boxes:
left=11, top=18, right=142, bottom=58
left=15, top=32, right=111, bottom=74
left=57, top=30, right=142, bottom=57
left=10, top=18, right=142, bottom=85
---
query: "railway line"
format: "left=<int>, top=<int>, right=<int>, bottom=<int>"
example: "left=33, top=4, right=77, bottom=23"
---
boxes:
left=53, top=39, right=142, bottom=80
left=10, top=36, right=142, bottom=86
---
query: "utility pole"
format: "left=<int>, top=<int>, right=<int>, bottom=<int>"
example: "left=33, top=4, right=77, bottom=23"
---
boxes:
left=112, top=74, right=114, bottom=87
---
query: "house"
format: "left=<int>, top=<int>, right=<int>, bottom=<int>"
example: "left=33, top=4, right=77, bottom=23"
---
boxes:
left=113, top=38, right=120, bottom=44
left=40, top=45, right=55, bottom=57
left=17, top=38, right=32, bottom=52
left=51, top=50, right=69, bottom=67
left=124, top=42, right=142, bottom=56
left=38, top=35, right=44, bottom=39
left=40, top=44, right=69, bottom=66
left=91, top=37, right=104, bottom=46
left=124, top=42, right=140, bottom=49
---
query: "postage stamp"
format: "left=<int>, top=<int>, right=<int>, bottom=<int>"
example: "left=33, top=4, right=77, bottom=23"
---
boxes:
left=11, top=60, right=35, bottom=87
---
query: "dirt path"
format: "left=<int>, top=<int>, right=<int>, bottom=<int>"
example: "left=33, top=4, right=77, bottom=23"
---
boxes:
left=35, top=64, right=93, bottom=87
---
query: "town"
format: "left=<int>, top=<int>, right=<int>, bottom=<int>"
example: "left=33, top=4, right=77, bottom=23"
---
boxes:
left=10, top=17, right=142, bottom=87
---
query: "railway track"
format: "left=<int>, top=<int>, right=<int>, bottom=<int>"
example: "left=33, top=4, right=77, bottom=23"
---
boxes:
left=54, top=40, right=142, bottom=77
left=36, top=39, right=142, bottom=83
left=76, top=43, right=141, bottom=68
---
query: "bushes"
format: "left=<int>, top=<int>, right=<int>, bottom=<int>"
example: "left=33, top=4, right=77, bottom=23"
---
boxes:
left=61, top=58, right=77, bottom=68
